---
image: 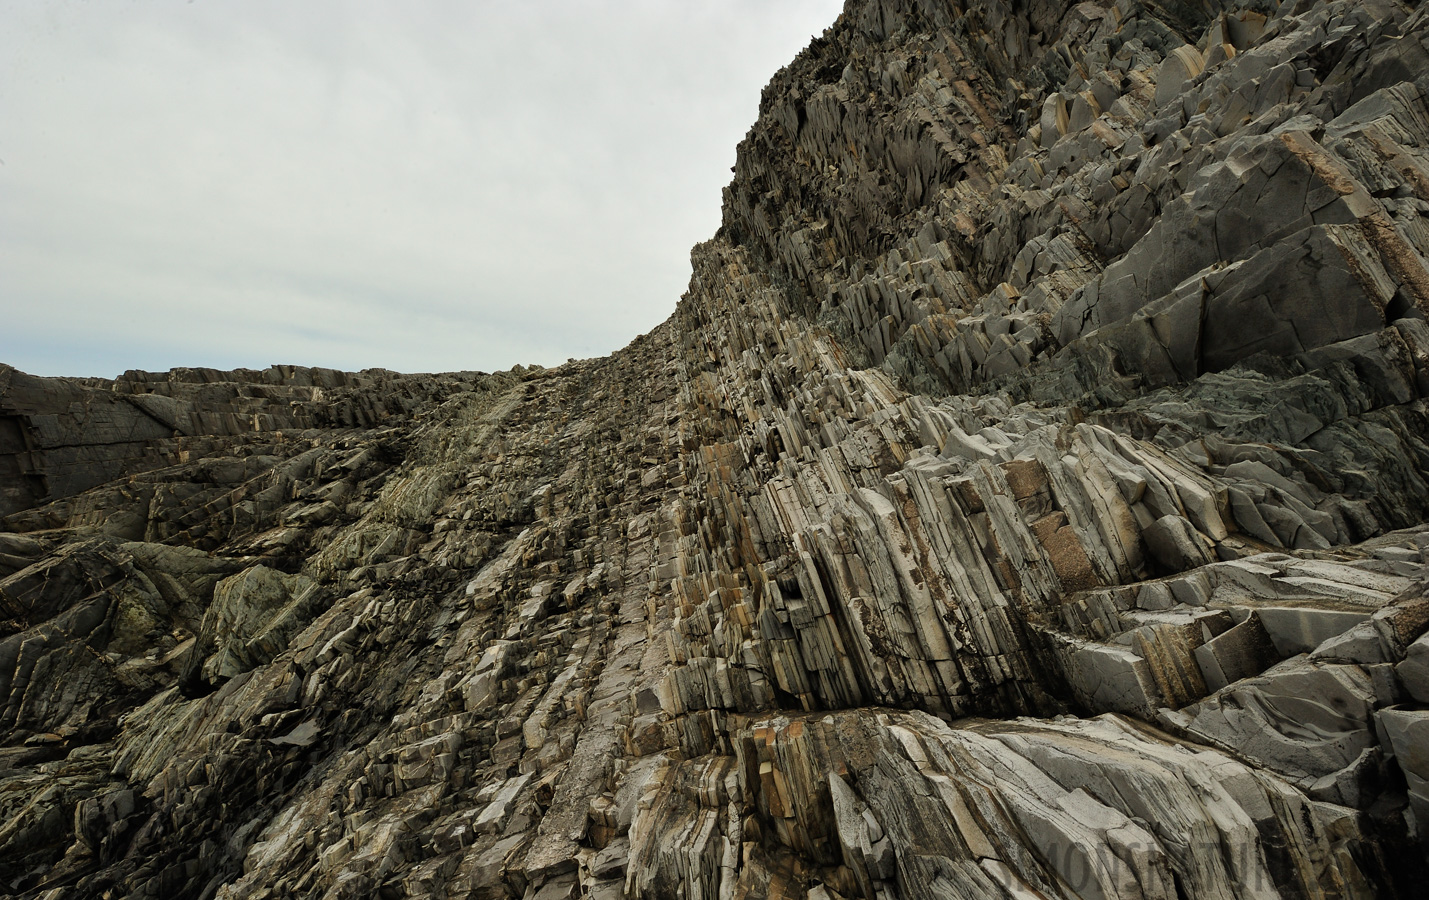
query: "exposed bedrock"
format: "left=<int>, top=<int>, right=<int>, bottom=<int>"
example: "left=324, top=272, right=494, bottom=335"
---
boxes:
left=5, top=0, right=1429, bottom=897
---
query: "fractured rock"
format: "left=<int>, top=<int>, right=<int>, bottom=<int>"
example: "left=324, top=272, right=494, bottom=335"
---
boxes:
left=3, top=0, right=1429, bottom=897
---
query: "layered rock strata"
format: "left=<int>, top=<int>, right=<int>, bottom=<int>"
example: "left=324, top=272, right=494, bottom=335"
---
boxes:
left=5, top=0, right=1429, bottom=897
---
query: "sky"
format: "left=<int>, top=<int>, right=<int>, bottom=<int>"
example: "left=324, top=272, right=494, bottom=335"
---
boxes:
left=1, top=0, right=845, bottom=378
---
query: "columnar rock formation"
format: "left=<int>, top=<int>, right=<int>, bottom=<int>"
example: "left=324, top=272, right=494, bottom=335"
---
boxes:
left=5, top=0, right=1429, bottom=897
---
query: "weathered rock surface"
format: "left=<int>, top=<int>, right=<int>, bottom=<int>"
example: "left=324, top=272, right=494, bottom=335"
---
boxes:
left=5, top=0, right=1429, bottom=897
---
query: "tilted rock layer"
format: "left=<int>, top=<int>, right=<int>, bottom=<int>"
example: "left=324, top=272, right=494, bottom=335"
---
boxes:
left=5, top=0, right=1429, bottom=897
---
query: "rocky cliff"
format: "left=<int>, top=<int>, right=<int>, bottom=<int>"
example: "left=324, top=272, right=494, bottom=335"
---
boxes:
left=5, top=1, right=1429, bottom=897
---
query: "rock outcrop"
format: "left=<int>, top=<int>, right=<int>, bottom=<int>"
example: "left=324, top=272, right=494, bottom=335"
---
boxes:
left=5, top=0, right=1429, bottom=897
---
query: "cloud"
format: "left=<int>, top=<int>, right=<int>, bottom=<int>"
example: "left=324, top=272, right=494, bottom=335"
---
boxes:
left=0, top=0, right=844, bottom=377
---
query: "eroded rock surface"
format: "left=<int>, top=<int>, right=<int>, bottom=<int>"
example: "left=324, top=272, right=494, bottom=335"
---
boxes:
left=5, top=0, right=1429, bottom=897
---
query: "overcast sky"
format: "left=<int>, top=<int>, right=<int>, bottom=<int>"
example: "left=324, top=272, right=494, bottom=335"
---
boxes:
left=1, top=0, right=844, bottom=378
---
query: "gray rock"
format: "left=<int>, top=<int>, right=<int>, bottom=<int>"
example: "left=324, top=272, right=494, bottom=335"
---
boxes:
left=194, top=566, right=320, bottom=684
left=1398, top=632, right=1429, bottom=703
left=1256, top=606, right=1373, bottom=657
left=3, top=1, right=1429, bottom=897
left=1194, top=613, right=1281, bottom=692
left=1182, top=658, right=1379, bottom=781
left=1377, top=708, right=1429, bottom=830
left=1143, top=514, right=1216, bottom=572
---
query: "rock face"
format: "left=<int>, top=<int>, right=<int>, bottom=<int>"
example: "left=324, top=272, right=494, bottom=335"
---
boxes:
left=5, top=0, right=1429, bottom=897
